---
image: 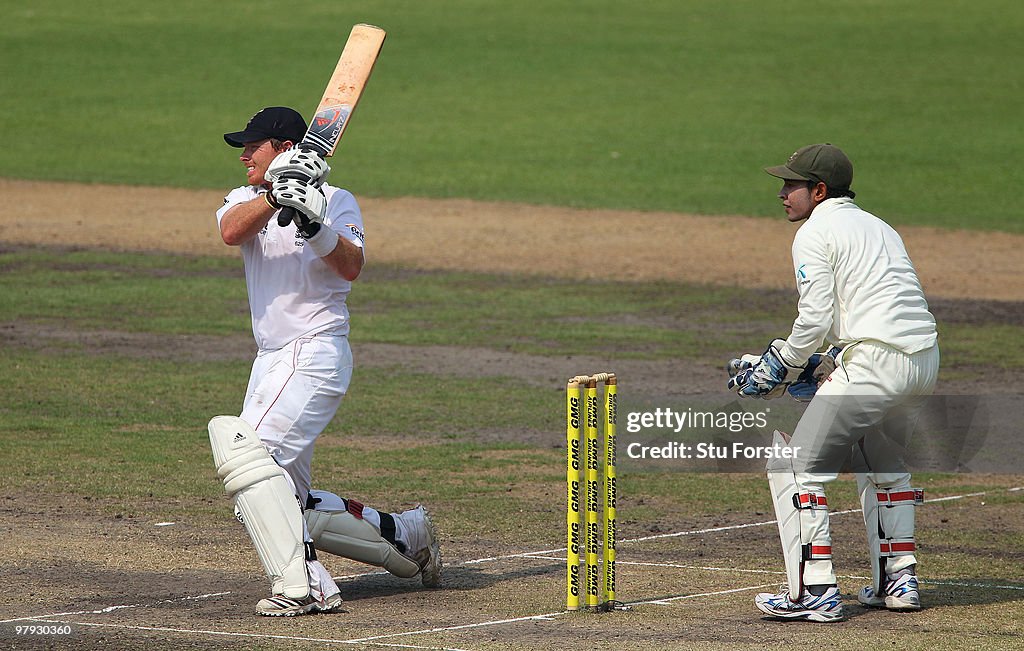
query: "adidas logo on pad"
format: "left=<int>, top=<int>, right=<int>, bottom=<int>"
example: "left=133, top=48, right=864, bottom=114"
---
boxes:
left=232, top=432, right=245, bottom=443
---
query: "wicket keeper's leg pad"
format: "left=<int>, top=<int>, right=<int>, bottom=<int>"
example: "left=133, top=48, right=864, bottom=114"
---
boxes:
left=766, top=430, right=836, bottom=599
left=858, top=474, right=922, bottom=594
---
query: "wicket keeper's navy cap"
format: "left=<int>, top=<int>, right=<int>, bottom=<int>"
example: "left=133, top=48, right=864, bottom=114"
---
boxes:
left=224, top=107, right=307, bottom=147
left=765, top=143, right=854, bottom=194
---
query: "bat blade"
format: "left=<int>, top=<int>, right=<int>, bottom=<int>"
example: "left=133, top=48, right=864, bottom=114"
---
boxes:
left=277, top=23, right=385, bottom=227
left=301, top=24, right=386, bottom=157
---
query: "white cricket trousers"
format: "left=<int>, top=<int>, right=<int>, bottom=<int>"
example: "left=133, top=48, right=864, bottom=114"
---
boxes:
left=239, top=332, right=352, bottom=599
left=241, top=332, right=352, bottom=505
left=793, top=340, right=940, bottom=482
left=790, top=340, right=939, bottom=586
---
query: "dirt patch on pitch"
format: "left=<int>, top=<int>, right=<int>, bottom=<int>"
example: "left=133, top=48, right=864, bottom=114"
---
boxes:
left=2, top=488, right=1022, bottom=650
left=1, top=178, right=1022, bottom=302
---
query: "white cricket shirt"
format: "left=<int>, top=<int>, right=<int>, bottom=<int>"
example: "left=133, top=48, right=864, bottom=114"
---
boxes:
left=780, top=197, right=937, bottom=366
left=216, top=184, right=366, bottom=352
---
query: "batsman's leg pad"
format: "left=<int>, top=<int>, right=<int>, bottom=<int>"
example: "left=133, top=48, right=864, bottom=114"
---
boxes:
left=859, top=474, right=922, bottom=593
left=305, top=508, right=421, bottom=578
left=209, top=415, right=310, bottom=599
left=766, top=431, right=835, bottom=599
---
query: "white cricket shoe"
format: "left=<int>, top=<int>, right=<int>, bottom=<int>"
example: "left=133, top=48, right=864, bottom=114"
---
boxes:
left=395, top=505, right=443, bottom=588
left=858, top=571, right=921, bottom=611
left=256, top=592, right=343, bottom=617
left=755, top=585, right=844, bottom=622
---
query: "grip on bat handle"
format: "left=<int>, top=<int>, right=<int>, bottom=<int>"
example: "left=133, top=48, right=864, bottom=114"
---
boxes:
left=277, top=206, right=296, bottom=227
left=274, top=165, right=315, bottom=227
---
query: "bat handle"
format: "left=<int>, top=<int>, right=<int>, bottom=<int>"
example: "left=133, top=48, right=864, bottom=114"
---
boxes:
left=277, top=206, right=296, bottom=227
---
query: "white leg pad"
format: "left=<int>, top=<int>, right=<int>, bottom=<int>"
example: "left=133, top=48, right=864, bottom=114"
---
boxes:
left=767, top=431, right=835, bottom=599
left=209, top=415, right=310, bottom=599
left=859, top=474, right=922, bottom=592
left=305, top=509, right=421, bottom=578
left=857, top=474, right=883, bottom=593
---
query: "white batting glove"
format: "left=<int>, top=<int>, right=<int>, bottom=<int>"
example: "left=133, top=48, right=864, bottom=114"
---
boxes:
left=270, top=178, right=327, bottom=236
left=265, top=146, right=331, bottom=186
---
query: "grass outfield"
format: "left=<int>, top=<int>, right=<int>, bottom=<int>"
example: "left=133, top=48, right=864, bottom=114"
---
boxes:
left=2, top=1, right=1023, bottom=230
left=2, top=249, right=1022, bottom=524
left=3, top=248, right=1021, bottom=371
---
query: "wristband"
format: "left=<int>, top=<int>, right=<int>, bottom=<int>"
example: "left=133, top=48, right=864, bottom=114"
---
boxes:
left=305, top=225, right=339, bottom=258
left=264, top=192, right=281, bottom=210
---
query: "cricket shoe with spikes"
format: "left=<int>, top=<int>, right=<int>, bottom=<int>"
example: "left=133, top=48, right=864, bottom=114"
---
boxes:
left=755, top=585, right=844, bottom=622
left=394, top=505, right=443, bottom=588
left=256, top=592, right=343, bottom=617
left=858, top=569, right=921, bottom=611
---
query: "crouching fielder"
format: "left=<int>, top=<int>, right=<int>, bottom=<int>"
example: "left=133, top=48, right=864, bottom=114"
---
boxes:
left=729, top=144, right=938, bottom=622
left=209, top=107, right=441, bottom=617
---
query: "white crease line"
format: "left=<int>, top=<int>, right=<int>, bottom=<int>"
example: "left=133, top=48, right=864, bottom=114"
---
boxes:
left=19, top=619, right=468, bottom=651
left=0, top=592, right=231, bottom=624
left=619, top=560, right=788, bottom=576
left=463, top=548, right=566, bottom=564
left=334, top=569, right=391, bottom=581
left=920, top=579, right=1024, bottom=591
left=343, top=612, right=566, bottom=645
left=638, top=583, right=780, bottom=606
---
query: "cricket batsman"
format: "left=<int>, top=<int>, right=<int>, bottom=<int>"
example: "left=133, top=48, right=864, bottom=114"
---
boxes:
left=208, top=107, right=441, bottom=617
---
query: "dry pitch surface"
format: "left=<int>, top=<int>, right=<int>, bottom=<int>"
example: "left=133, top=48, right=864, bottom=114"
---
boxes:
left=1, top=180, right=1022, bottom=650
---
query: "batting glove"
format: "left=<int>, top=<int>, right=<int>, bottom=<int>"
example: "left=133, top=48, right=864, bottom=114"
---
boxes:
left=270, top=178, right=326, bottom=238
left=265, top=146, right=331, bottom=186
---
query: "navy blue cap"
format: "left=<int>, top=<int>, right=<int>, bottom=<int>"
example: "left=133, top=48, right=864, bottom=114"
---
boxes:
left=224, top=106, right=307, bottom=147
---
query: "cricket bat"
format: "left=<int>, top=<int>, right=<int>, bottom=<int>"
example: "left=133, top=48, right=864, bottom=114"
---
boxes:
left=278, top=23, right=386, bottom=226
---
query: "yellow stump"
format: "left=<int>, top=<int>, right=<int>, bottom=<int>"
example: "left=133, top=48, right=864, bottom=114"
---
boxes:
left=566, top=381, right=582, bottom=611
left=584, top=380, right=601, bottom=609
left=603, top=377, right=617, bottom=607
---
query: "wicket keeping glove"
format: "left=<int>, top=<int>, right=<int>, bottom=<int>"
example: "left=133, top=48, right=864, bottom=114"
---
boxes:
left=730, top=338, right=804, bottom=399
left=786, top=346, right=841, bottom=402
left=726, top=354, right=761, bottom=379
left=265, top=146, right=331, bottom=186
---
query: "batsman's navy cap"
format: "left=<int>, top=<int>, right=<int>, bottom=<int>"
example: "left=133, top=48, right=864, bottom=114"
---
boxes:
left=224, top=107, right=307, bottom=147
left=765, top=143, right=854, bottom=193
